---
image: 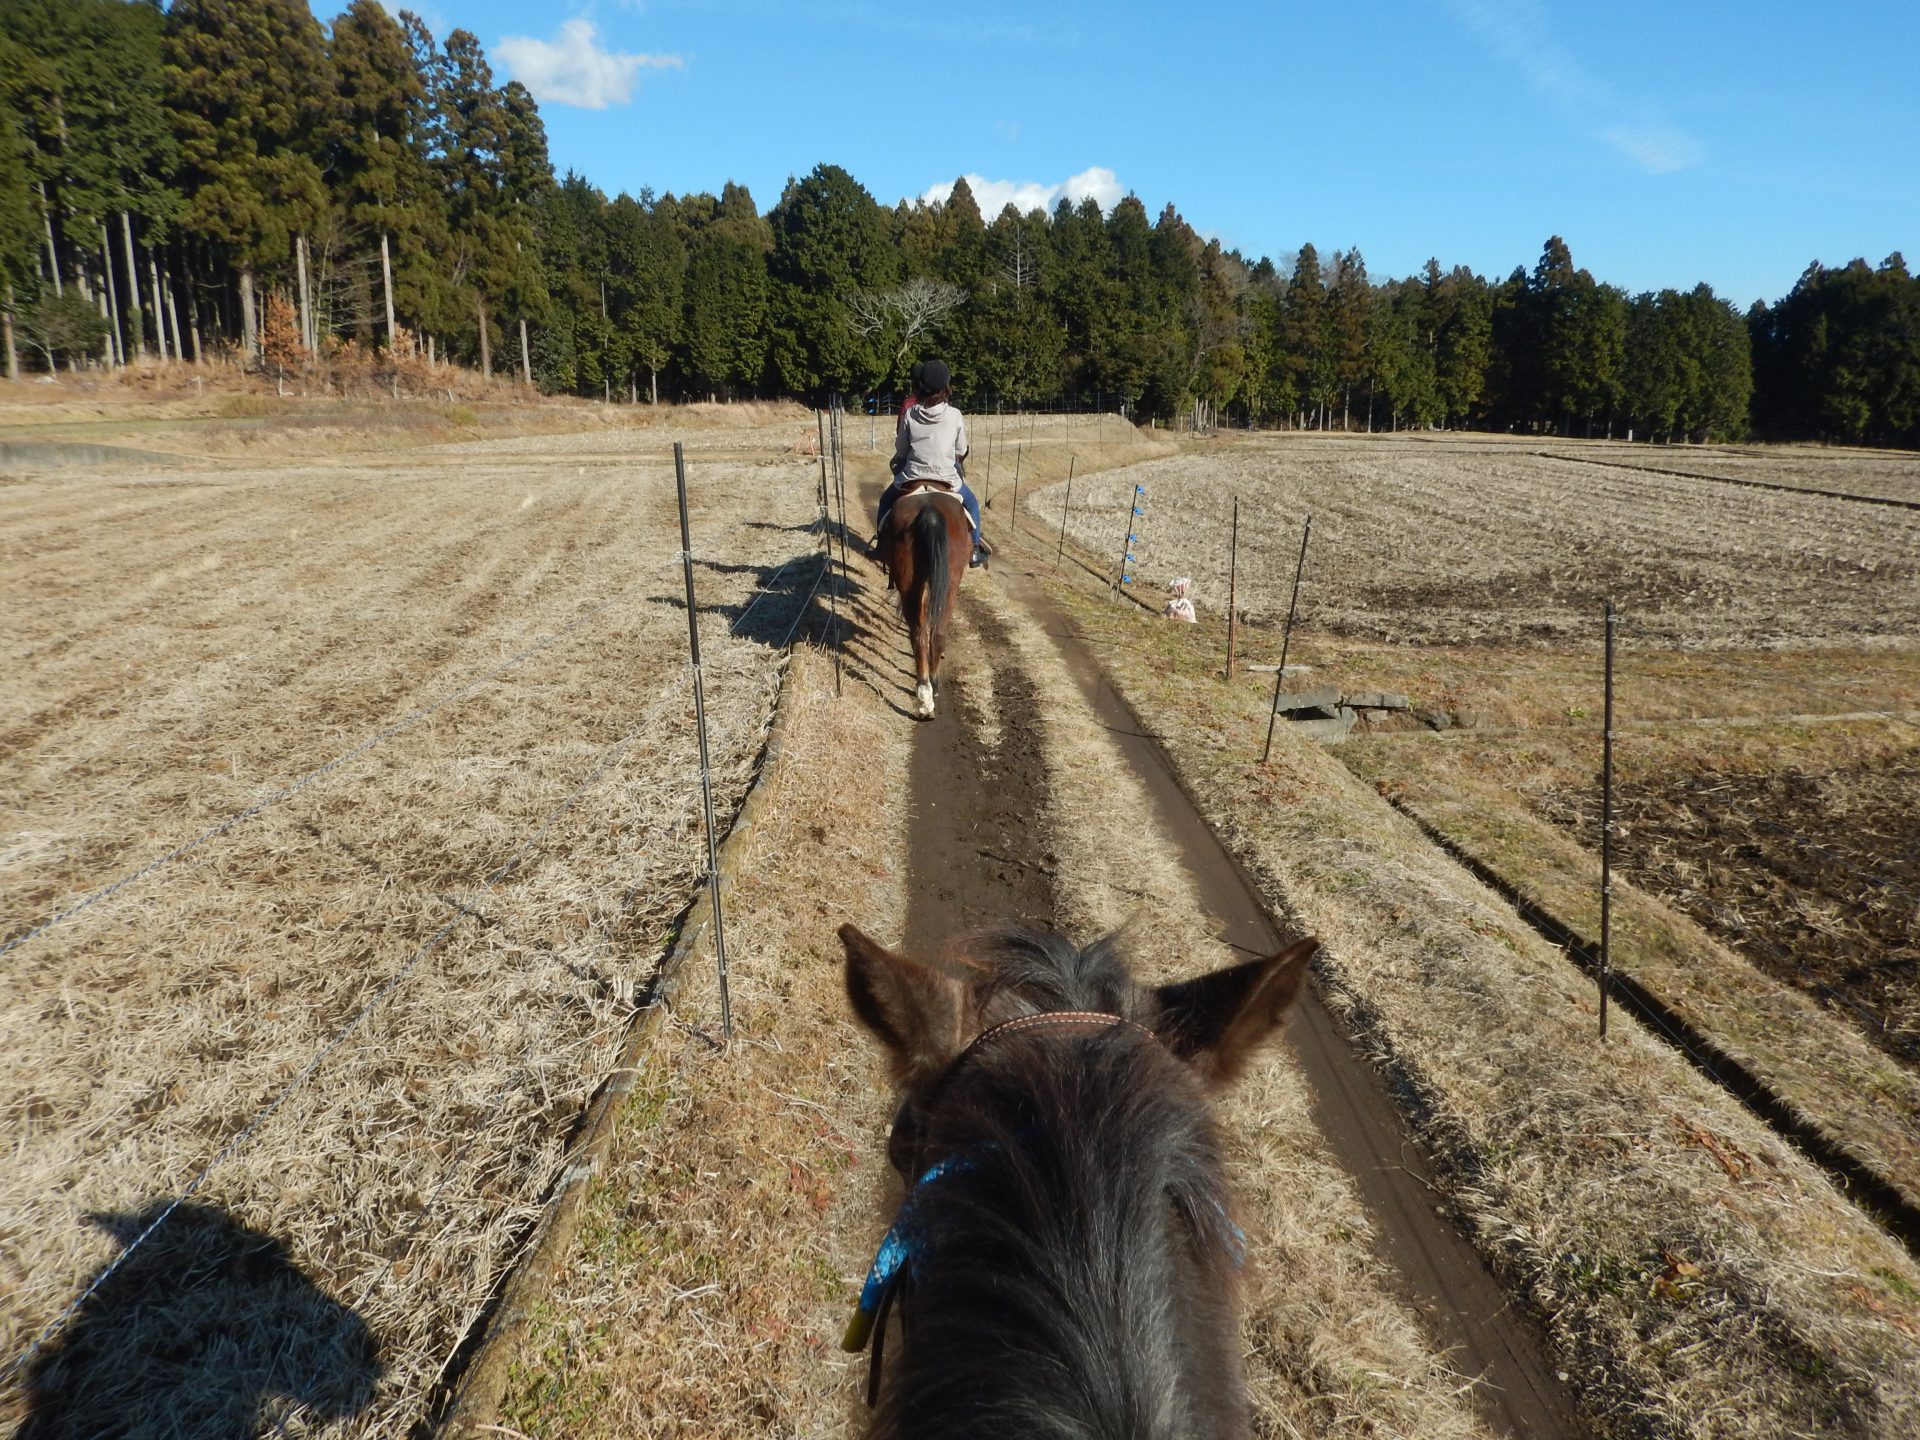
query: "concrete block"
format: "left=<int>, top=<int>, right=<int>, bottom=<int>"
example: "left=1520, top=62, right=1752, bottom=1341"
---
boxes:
left=1343, top=690, right=1411, bottom=711
left=1292, top=712, right=1356, bottom=743
left=1271, top=686, right=1340, bottom=714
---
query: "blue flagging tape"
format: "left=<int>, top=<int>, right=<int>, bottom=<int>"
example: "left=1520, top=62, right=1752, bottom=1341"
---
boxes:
left=1132, top=507, right=1144, bottom=516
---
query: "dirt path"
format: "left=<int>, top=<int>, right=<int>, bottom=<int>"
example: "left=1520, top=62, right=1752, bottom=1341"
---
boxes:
left=880, top=486, right=1588, bottom=1437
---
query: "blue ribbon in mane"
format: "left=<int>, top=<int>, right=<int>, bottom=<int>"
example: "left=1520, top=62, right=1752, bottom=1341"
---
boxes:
left=842, top=1155, right=965, bottom=1353
left=841, top=1154, right=1247, bottom=1354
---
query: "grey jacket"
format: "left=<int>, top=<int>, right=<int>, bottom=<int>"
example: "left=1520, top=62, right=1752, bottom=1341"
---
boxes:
left=893, top=401, right=969, bottom=485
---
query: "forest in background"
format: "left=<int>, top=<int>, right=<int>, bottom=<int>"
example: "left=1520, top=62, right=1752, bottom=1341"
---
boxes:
left=1, top=0, right=1916, bottom=446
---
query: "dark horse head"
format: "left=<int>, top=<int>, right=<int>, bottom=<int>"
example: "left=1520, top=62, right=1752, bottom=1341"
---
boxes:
left=838, top=923, right=1317, bottom=1439
left=877, top=489, right=970, bottom=719
left=15, top=1200, right=380, bottom=1439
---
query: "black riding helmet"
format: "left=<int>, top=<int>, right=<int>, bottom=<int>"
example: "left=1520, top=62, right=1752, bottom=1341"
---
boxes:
left=917, top=359, right=951, bottom=396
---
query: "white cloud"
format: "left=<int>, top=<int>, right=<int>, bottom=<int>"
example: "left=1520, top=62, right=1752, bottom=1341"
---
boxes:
left=1445, top=0, right=1704, bottom=173
left=495, top=20, right=681, bottom=110
left=919, top=166, right=1123, bottom=217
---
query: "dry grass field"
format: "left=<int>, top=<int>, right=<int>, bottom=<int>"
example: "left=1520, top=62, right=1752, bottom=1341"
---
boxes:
left=1031, top=574, right=1920, bottom=1440
left=0, top=401, right=827, bottom=1434
left=1034, top=433, right=1920, bottom=648
left=998, top=429, right=1920, bottom=1433
left=1027, top=436, right=1920, bottom=1067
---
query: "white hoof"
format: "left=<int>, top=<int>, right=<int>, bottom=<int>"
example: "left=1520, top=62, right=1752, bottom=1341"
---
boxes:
left=916, top=681, right=935, bottom=719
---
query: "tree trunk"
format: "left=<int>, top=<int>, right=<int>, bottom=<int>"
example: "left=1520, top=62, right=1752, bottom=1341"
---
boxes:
left=238, top=266, right=259, bottom=362
left=519, top=317, right=531, bottom=385
left=475, top=295, right=491, bottom=380
left=119, top=212, right=145, bottom=358
left=99, top=227, right=124, bottom=366
left=164, top=264, right=186, bottom=364
left=379, top=232, right=396, bottom=351
left=295, top=234, right=312, bottom=354
left=649, top=366, right=658, bottom=405
left=3, top=282, right=17, bottom=380
left=40, top=185, right=62, bottom=297
left=427, top=333, right=435, bottom=366
left=183, top=252, right=203, bottom=364
left=148, top=255, right=169, bottom=362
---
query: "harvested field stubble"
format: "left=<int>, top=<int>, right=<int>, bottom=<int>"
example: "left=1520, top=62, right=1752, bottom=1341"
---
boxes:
left=1537, top=442, right=1920, bottom=506
left=1031, top=437, right=1920, bottom=648
left=1038, top=582, right=1920, bottom=1440
left=1341, top=719, right=1920, bottom=1221
left=0, top=434, right=825, bottom=1434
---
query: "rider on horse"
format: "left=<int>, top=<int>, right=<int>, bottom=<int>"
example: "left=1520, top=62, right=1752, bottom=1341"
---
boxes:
left=870, top=359, right=990, bottom=569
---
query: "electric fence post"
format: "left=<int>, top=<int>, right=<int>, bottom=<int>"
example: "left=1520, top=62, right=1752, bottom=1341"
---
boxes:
left=1261, top=514, right=1313, bottom=763
left=1056, top=455, right=1076, bottom=568
left=817, top=409, right=840, bottom=696
left=1601, top=599, right=1618, bottom=1040
left=1114, top=483, right=1146, bottom=596
left=673, top=442, right=731, bottom=1038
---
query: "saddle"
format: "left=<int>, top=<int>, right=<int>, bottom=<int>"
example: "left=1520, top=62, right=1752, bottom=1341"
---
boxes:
left=897, top=477, right=963, bottom=502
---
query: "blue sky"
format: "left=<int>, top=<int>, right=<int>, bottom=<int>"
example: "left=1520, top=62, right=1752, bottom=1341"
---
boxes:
left=363, top=0, right=1918, bottom=308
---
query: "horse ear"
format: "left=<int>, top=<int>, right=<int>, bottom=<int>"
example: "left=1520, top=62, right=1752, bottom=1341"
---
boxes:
left=1151, top=938, right=1318, bottom=1086
left=839, top=923, right=965, bottom=1083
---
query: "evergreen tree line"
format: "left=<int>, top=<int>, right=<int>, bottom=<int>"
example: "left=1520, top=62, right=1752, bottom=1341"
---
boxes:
left=2, top=0, right=1914, bottom=446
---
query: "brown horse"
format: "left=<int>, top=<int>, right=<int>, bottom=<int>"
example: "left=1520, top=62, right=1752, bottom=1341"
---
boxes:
left=837, top=922, right=1318, bottom=1438
left=876, top=486, right=970, bottom=719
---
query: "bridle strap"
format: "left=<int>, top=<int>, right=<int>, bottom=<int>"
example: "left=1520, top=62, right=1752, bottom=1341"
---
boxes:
left=951, top=1010, right=1160, bottom=1073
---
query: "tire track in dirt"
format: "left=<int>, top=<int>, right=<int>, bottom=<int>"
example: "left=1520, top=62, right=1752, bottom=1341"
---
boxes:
left=896, top=547, right=1591, bottom=1439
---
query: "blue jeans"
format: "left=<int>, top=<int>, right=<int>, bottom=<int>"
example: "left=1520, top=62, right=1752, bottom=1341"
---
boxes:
left=876, top=479, right=981, bottom=543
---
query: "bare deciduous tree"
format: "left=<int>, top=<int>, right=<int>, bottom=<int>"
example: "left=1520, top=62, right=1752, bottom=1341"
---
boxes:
left=846, top=277, right=967, bottom=373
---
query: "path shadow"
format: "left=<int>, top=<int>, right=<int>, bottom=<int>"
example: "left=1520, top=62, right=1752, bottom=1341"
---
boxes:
left=15, top=1201, right=380, bottom=1439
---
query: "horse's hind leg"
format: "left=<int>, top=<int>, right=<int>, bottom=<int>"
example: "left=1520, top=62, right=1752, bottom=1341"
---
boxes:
left=914, top=630, right=935, bottom=720
left=907, top=581, right=936, bottom=719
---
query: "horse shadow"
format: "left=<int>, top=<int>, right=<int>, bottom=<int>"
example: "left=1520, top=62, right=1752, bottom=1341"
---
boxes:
left=15, top=1200, right=380, bottom=1439
left=650, top=548, right=883, bottom=655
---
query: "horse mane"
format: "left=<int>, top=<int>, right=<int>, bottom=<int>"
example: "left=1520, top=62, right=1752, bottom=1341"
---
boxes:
left=877, top=932, right=1248, bottom=1439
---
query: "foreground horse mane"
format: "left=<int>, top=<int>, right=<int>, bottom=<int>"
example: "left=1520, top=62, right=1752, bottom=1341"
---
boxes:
left=844, top=926, right=1314, bottom=1439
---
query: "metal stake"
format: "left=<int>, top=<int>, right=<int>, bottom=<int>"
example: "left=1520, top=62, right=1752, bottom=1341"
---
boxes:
left=818, top=410, right=840, bottom=695
left=1114, top=484, right=1145, bottom=594
left=1600, top=600, right=1617, bottom=1040
left=1225, top=495, right=1240, bottom=679
left=674, top=442, right=731, bottom=1039
left=1010, top=445, right=1022, bottom=548
left=1261, top=515, right=1314, bottom=763
left=1056, top=455, right=1075, bottom=567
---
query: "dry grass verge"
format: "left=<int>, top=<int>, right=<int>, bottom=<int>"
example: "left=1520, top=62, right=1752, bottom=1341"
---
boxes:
left=491, top=643, right=910, bottom=1437
left=1035, top=578, right=1920, bottom=1439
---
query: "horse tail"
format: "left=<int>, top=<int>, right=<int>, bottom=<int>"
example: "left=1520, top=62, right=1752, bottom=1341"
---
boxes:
left=914, top=502, right=950, bottom=664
